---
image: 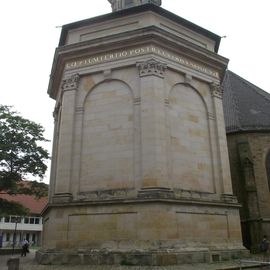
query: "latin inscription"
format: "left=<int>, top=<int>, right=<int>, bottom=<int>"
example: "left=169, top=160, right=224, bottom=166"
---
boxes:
left=66, top=45, right=219, bottom=78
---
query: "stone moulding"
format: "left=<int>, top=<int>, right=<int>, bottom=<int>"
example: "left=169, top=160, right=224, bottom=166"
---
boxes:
left=36, top=248, right=248, bottom=265
left=48, top=195, right=241, bottom=211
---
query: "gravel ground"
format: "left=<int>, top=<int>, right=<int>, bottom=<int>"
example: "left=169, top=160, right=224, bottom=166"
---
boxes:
left=0, top=250, right=263, bottom=270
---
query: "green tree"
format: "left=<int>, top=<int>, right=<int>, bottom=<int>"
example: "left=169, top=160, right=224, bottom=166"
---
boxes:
left=0, top=105, right=49, bottom=215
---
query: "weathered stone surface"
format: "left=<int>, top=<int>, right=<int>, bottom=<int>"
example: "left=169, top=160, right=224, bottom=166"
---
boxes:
left=227, top=133, right=270, bottom=249
left=42, top=1, right=245, bottom=265
left=36, top=249, right=249, bottom=266
left=83, top=253, right=100, bottom=265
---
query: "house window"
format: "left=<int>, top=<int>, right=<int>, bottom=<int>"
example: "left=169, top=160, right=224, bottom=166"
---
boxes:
left=10, top=216, right=21, bottom=223
left=6, top=233, right=10, bottom=241
left=4, top=217, right=10, bottom=223
left=266, top=151, right=270, bottom=191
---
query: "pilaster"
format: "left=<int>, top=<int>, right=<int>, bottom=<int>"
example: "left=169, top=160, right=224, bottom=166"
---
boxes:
left=48, top=106, right=60, bottom=203
left=210, top=83, right=233, bottom=196
left=54, top=74, right=80, bottom=200
left=137, top=59, right=169, bottom=190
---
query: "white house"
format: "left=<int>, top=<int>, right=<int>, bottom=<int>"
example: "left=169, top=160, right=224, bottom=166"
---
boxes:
left=0, top=193, right=47, bottom=247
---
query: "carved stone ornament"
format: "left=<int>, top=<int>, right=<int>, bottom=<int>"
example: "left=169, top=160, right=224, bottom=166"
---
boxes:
left=108, top=0, right=162, bottom=12
left=210, top=82, right=223, bottom=99
left=61, top=74, right=80, bottom=92
left=137, top=59, right=167, bottom=78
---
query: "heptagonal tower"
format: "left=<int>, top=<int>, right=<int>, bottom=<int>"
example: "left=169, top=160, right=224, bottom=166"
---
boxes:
left=38, top=0, right=246, bottom=265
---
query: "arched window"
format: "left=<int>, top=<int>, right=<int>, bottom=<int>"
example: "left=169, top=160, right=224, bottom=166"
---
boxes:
left=266, top=151, right=270, bottom=190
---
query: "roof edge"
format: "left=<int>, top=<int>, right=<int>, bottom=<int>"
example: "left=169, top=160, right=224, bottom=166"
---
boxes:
left=59, top=4, right=221, bottom=52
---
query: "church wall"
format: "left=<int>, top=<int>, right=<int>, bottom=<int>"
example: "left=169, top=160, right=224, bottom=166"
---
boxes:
left=227, top=132, right=270, bottom=249
left=42, top=203, right=243, bottom=252
left=50, top=64, right=230, bottom=199
left=167, top=83, right=214, bottom=192
left=43, top=62, right=244, bottom=255
left=80, top=80, right=135, bottom=191
left=40, top=3, right=246, bottom=263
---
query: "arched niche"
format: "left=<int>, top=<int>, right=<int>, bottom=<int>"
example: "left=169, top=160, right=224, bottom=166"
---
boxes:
left=167, top=83, right=214, bottom=192
left=80, top=80, right=135, bottom=191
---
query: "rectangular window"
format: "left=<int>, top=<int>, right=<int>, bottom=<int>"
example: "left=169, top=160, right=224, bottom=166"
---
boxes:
left=35, top=218, right=40, bottom=224
left=4, top=216, right=10, bottom=223
left=24, top=217, right=29, bottom=224
left=10, top=216, right=16, bottom=223
left=30, top=218, right=34, bottom=224
left=10, top=216, right=21, bottom=223
left=6, top=233, right=10, bottom=241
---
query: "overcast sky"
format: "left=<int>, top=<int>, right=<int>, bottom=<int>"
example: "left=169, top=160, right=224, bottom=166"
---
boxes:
left=1, top=0, right=269, bottom=183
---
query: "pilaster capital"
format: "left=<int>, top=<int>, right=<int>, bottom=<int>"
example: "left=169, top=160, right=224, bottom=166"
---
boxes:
left=53, top=104, right=60, bottom=120
left=210, top=82, right=223, bottom=99
left=137, top=59, right=167, bottom=78
left=61, top=74, right=80, bottom=92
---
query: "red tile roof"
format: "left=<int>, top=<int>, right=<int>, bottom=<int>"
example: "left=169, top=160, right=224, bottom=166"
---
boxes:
left=0, top=193, right=48, bottom=215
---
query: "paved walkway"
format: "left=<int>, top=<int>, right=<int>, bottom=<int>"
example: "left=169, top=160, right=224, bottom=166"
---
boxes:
left=0, top=250, right=263, bottom=270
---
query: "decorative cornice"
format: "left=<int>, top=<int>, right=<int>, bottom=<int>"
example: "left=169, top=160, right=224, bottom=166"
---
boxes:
left=210, top=82, right=223, bottom=99
left=61, top=74, right=80, bottom=92
left=108, top=0, right=161, bottom=12
left=137, top=59, right=167, bottom=78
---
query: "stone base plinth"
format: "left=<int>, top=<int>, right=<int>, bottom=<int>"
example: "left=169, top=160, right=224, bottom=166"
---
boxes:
left=36, top=249, right=249, bottom=266
left=7, top=257, right=20, bottom=270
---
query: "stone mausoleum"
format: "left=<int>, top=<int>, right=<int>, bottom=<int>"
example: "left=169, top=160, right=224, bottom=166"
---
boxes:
left=38, top=0, right=246, bottom=265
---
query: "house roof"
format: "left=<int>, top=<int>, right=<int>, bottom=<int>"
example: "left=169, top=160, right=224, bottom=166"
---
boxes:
left=59, top=3, right=221, bottom=52
left=222, top=70, right=270, bottom=134
left=0, top=193, right=48, bottom=215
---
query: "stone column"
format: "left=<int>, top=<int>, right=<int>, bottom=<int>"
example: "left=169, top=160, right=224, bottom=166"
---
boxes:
left=137, top=59, right=172, bottom=197
left=54, top=74, right=80, bottom=201
left=210, top=83, right=234, bottom=199
left=48, top=106, right=60, bottom=203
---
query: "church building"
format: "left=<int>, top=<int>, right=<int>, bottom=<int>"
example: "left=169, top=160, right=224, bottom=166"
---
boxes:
left=222, top=71, right=270, bottom=251
left=37, top=0, right=264, bottom=265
